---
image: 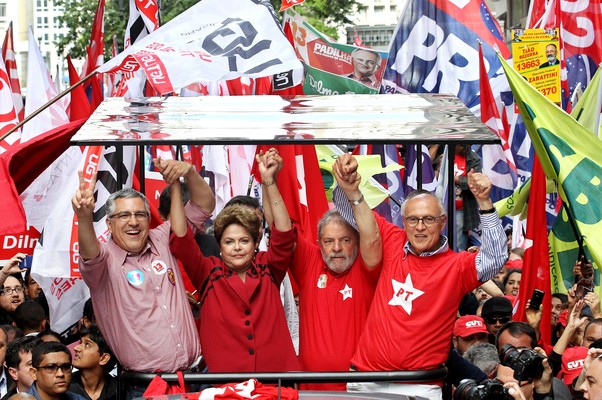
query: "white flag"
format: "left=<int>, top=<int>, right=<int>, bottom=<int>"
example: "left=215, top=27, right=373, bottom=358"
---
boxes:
left=98, top=0, right=303, bottom=95
left=22, top=27, right=69, bottom=141
left=32, top=146, right=137, bottom=334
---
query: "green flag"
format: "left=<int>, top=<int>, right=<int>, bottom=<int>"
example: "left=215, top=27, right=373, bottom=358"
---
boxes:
left=498, top=53, right=602, bottom=271
left=549, top=207, right=599, bottom=294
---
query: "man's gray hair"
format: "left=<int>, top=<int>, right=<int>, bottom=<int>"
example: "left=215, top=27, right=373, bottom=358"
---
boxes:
left=351, top=48, right=381, bottom=66
left=317, top=209, right=359, bottom=241
left=106, top=188, right=150, bottom=217
left=463, top=342, right=499, bottom=375
left=400, top=189, right=446, bottom=216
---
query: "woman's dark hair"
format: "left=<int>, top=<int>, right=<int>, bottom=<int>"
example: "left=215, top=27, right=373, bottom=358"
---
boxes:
left=503, top=268, right=522, bottom=291
left=213, top=205, right=261, bottom=245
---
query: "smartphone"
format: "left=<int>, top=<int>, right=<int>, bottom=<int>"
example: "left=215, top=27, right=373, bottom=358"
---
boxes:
left=19, top=255, right=33, bottom=269
left=529, top=289, right=545, bottom=310
left=582, top=285, right=594, bottom=299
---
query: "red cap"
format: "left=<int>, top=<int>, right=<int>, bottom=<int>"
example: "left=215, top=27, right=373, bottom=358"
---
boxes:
left=453, top=315, right=488, bottom=338
left=560, top=346, right=588, bottom=386
left=558, top=309, right=569, bottom=327
left=505, top=259, right=523, bottom=270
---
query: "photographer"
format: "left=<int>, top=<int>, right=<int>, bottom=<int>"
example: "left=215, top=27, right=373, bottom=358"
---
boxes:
left=495, top=322, right=571, bottom=399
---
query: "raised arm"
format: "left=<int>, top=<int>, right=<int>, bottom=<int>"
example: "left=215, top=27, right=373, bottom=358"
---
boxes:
left=0, top=253, right=28, bottom=286
left=257, top=148, right=290, bottom=232
left=468, top=170, right=508, bottom=281
left=153, top=158, right=215, bottom=214
left=72, top=171, right=99, bottom=261
left=169, top=180, right=187, bottom=237
left=332, top=154, right=382, bottom=270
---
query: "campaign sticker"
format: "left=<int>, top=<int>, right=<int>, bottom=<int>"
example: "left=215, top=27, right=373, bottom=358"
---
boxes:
left=126, top=270, right=145, bottom=286
left=151, top=260, right=168, bottom=275
left=167, top=268, right=176, bottom=286
left=317, top=274, right=328, bottom=289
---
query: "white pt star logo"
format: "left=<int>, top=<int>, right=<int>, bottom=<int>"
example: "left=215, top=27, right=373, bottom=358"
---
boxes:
left=388, top=274, right=424, bottom=315
left=339, top=284, right=353, bottom=301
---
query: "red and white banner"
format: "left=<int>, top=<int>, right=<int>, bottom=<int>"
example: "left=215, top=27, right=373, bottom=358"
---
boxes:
left=124, top=0, right=159, bottom=49
left=2, top=22, right=24, bottom=122
left=32, top=146, right=137, bottom=334
left=0, top=52, right=20, bottom=150
left=99, top=0, right=303, bottom=95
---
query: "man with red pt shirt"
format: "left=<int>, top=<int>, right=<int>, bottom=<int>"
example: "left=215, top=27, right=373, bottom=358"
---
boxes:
left=333, top=154, right=507, bottom=400
left=292, top=206, right=382, bottom=390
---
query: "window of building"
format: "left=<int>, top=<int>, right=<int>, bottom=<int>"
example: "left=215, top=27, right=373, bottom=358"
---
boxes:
left=0, top=4, right=6, bottom=17
left=374, top=5, right=385, bottom=14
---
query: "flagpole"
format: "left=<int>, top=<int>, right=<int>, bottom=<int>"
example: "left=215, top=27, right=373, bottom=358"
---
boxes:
left=561, top=199, right=587, bottom=262
left=0, top=71, right=98, bottom=142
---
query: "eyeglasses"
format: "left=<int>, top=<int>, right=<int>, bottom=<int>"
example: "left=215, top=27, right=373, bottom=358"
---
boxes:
left=403, top=215, right=444, bottom=227
left=36, top=363, right=72, bottom=374
left=108, top=211, right=149, bottom=222
left=0, top=286, right=24, bottom=296
left=485, top=316, right=511, bottom=325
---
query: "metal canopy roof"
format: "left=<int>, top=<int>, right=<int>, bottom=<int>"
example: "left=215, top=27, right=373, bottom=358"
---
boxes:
left=71, top=94, right=500, bottom=146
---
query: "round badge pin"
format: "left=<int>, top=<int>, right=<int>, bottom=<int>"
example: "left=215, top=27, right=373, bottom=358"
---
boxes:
left=126, top=270, right=145, bottom=286
left=151, top=260, right=168, bottom=275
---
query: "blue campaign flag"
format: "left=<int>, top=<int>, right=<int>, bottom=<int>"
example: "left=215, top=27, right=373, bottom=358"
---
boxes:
left=382, top=0, right=510, bottom=109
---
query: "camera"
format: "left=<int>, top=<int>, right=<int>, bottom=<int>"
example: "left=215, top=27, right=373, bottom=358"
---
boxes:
left=499, top=344, right=545, bottom=381
left=453, top=379, right=512, bottom=400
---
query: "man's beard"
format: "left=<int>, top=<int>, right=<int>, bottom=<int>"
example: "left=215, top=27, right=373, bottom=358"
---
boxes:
left=322, top=247, right=358, bottom=274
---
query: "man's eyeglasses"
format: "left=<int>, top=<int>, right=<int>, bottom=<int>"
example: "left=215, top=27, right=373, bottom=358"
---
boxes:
left=485, top=316, right=511, bottom=325
left=108, top=211, right=149, bottom=222
left=0, top=286, right=24, bottom=296
left=403, top=215, right=444, bottom=227
left=36, top=363, right=73, bottom=374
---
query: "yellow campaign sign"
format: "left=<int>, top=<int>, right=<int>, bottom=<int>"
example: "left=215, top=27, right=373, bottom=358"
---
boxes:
left=512, top=28, right=561, bottom=104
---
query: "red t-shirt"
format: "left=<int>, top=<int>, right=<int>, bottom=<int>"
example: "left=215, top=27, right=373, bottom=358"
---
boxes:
left=351, top=214, right=480, bottom=374
left=291, top=229, right=381, bottom=390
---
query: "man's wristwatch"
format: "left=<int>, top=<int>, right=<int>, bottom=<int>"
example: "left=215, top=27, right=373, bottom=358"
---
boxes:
left=349, top=194, right=365, bottom=206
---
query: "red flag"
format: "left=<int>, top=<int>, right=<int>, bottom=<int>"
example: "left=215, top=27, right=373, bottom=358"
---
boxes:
left=353, top=28, right=364, bottom=47
left=279, top=0, right=305, bottom=12
left=513, top=155, right=551, bottom=349
left=479, top=43, right=517, bottom=174
left=0, top=119, right=86, bottom=234
left=1, top=22, right=24, bottom=122
left=67, top=56, right=91, bottom=121
left=253, top=144, right=328, bottom=242
left=82, top=0, right=106, bottom=76
left=0, top=52, right=20, bottom=146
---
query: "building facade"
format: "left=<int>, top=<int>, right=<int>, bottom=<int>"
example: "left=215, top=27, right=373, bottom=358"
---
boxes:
left=1, top=0, right=67, bottom=93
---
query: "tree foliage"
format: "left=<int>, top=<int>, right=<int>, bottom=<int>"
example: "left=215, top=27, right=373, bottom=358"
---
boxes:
left=55, top=0, right=128, bottom=60
left=55, top=0, right=360, bottom=61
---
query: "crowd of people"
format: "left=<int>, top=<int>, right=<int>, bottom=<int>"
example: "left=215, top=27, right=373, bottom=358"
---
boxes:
left=1, top=152, right=600, bottom=400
